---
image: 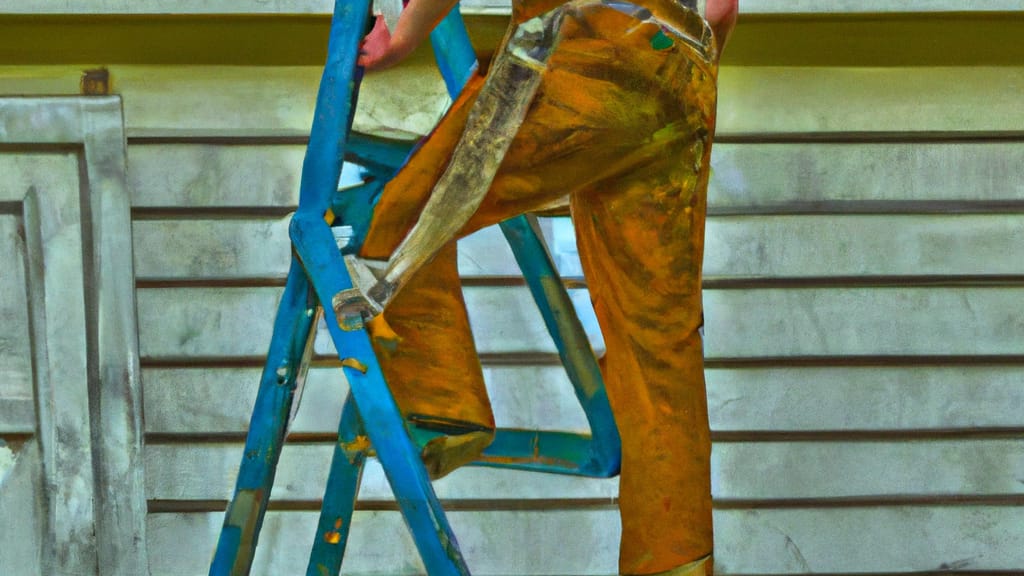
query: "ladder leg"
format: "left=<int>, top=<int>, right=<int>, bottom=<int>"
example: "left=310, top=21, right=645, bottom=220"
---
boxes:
left=307, top=396, right=368, bottom=576
left=291, top=213, right=470, bottom=576
left=210, top=259, right=318, bottom=576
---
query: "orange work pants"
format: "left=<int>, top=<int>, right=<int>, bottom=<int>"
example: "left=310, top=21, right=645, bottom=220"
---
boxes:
left=358, top=2, right=718, bottom=573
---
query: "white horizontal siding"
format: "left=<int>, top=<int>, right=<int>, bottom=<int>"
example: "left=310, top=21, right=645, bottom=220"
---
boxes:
left=96, top=15, right=1024, bottom=572
left=134, top=284, right=1024, bottom=358
left=127, top=141, right=1024, bottom=210
left=144, top=439, right=1024, bottom=503
left=129, top=124, right=1024, bottom=573
left=142, top=365, right=1024, bottom=436
left=132, top=213, right=1024, bottom=280
left=145, top=507, right=1024, bottom=575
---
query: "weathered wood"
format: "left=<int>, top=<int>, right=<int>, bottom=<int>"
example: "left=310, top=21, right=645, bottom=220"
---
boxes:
left=0, top=0, right=337, bottom=13
left=707, top=365, right=1024, bottom=431
left=80, top=98, right=150, bottom=576
left=142, top=367, right=346, bottom=435
left=144, top=438, right=1023, bottom=502
left=143, top=365, right=592, bottom=435
left=135, top=211, right=1024, bottom=281
left=717, top=66, right=1024, bottom=136
left=132, top=218, right=293, bottom=279
left=143, top=365, right=1024, bottom=436
left=705, top=214, right=1024, bottom=278
left=0, top=440, right=43, bottom=575
left=709, top=141, right=1024, bottom=211
left=137, top=285, right=1024, bottom=358
left=714, top=439, right=1024, bottom=499
left=704, top=287, right=1024, bottom=358
left=146, top=506, right=1024, bottom=575
left=127, top=144, right=306, bottom=209
left=0, top=398, right=35, bottom=434
left=0, top=216, right=32, bottom=400
left=18, top=158, right=98, bottom=575
left=742, top=0, right=1024, bottom=12
left=127, top=141, right=1024, bottom=212
left=148, top=509, right=621, bottom=576
left=713, top=506, right=1024, bottom=574
left=115, top=64, right=448, bottom=139
left=1, top=97, right=149, bottom=576
left=0, top=152, right=80, bottom=203
left=136, top=285, right=591, bottom=357
left=7, top=65, right=1021, bottom=138
left=137, top=287, right=286, bottom=358
left=133, top=217, right=556, bottom=279
left=145, top=443, right=618, bottom=502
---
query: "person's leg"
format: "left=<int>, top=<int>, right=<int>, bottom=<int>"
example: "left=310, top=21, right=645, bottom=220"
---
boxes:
left=556, top=4, right=718, bottom=574
left=348, top=74, right=495, bottom=479
left=572, top=146, right=713, bottom=574
left=357, top=5, right=720, bottom=552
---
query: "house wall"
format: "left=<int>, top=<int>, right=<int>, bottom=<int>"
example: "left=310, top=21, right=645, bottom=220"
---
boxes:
left=1, top=2, right=1023, bottom=574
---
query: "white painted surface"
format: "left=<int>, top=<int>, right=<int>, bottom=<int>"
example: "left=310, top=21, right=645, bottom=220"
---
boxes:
left=144, top=507, right=1024, bottom=575
left=0, top=443, right=16, bottom=486
left=0, top=98, right=149, bottom=576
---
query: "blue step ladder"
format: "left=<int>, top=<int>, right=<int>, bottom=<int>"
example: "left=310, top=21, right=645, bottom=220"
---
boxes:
left=209, top=2, right=621, bottom=574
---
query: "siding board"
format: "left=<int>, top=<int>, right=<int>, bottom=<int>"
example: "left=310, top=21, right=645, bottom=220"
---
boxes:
left=134, top=213, right=1024, bottom=281
left=139, top=286, right=1024, bottom=359
left=127, top=141, right=1024, bottom=211
left=101, top=22, right=1024, bottom=575
left=704, top=214, right=1024, bottom=279
left=145, top=440, right=1024, bottom=502
left=128, top=144, right=306, bottom=209
left=145, top=507, right=1024, bottom=575
left=144, top=444, right=618, bottom=502
left=147, top=509, right=621, bottom=576
left=706, top=366, right=1024, bottom=432
left=132, top=218, right=292, bottom=280
left=709, top=142, right=1024, bottom=211
left=143, top=366, right=1024, bottom=436
left=704, top=287, right=1024, bottom=358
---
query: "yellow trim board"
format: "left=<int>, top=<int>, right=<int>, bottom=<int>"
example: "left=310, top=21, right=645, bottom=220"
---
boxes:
left=0, top=13, right=1023, bottom=67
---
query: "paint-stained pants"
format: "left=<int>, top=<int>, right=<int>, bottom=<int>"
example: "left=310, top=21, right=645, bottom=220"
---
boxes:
left=358, top=2, right=717, bottom=573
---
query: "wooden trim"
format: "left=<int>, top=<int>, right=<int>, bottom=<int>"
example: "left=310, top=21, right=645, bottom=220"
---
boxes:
left=0, top=97, right=148, bottom=576
left=0, top=11, right=1023, bottom=67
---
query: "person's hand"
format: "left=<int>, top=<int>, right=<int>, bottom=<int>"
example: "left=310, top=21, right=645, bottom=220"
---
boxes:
left=358, top=15, right=401, bottom=71
left=706, top=0, right=738, bottom=58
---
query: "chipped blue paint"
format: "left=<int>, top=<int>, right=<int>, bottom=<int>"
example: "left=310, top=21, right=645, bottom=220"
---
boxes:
left=306, top=398, right=368, bottom=576
left=209, top=259, right=317, bottom=576
left=292, top=213, right=471, bottom=576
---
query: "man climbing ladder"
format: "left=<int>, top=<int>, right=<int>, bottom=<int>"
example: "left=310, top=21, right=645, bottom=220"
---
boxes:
left=343, top=0, right=738, bottom=573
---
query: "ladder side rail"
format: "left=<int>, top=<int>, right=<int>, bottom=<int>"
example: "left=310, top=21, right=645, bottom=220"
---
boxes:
left=430, top=3, right=480, bottom=96
left=290, top=215, right=470, bottom=575
left=292, top=1, right=474, bottom=573
left=306, top=396, right=370, bottom=576
left=296, top=0, right=371, bottom=216
left=209, top=260, right=319, bottom=575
